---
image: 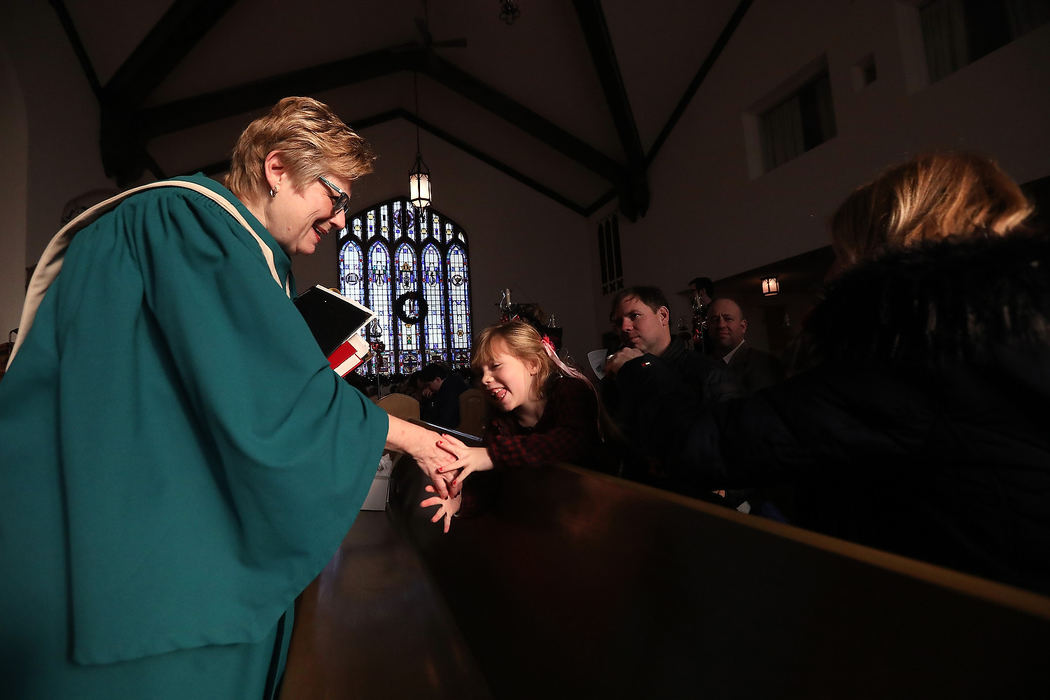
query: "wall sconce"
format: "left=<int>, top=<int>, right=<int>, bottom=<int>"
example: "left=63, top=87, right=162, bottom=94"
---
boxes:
left=761, top=276, right=780, bottom=296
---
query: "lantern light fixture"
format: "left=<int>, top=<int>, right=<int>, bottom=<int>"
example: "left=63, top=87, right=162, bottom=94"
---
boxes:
left=409, top=72, right=432, bottom=211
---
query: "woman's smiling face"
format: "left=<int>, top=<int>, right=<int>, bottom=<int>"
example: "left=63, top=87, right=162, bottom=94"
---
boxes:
left=269, top=174, right=350, bottom=256
left=478, top=339, right=539, bottom=413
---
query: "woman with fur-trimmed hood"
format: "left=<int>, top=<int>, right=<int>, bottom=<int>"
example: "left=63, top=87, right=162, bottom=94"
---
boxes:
left=627, top=152, right=1050, bottom=594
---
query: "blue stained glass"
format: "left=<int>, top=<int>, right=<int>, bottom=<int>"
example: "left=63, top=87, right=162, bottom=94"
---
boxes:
left=422, top=244, right=446, bottom=362
left=344, top=198, right=471, bottom=376
left=339, top=240, right=364, bottom=306
left=448, top=244, right=471, bottom=355
left=367, top=242, right=393, bottom=374
left=395, top=243, right=420, bottom=373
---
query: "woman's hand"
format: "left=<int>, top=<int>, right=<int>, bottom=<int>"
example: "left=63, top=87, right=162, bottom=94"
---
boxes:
left=420, top=484, right=461, bottom=534
left=385, top=416, right=456, bottom=498
left=436, top=434, right=494, bottom=495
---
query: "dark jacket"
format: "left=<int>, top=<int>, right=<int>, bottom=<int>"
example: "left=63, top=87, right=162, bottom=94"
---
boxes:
left=421, top=372, right=468, bottom=430
left=602, top=335, right=738, bottom=485
left=631, top=231, right=1050, bottom=593
left=724, top=342, right=784, bottom=395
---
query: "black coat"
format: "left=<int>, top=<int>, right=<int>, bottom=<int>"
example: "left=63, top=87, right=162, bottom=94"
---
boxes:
left=602, top=335, right=739, bottom=484
left=724, top=342, right=784, bottom=395
left=634, top=231, right=1050, bottom=593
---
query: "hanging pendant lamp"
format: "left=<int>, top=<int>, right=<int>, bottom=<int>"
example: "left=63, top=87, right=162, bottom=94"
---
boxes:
left=409, top=72, right=432, bottom=211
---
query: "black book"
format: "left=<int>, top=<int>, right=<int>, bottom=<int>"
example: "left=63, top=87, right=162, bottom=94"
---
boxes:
left=294, top=285, right=375, bottom=376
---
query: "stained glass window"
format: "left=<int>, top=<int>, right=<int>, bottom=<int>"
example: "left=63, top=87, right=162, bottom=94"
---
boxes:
left=341, top=199, right=472, bottom=377
left=447, top=243, right=471, bottom=366
left=422, top=243, right=446, bottom=363
left=395, top=243, right=421, bottom=374
left=367, top=241, right=393, bottom=374
left=339, top=240, right=364, bottom=306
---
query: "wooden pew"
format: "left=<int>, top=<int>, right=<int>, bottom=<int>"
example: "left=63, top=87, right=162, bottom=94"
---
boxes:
left=384, top=462, right=1050, bottom=699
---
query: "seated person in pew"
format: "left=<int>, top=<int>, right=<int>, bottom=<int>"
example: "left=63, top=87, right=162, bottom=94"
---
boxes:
left=421, top=321, right=607, bottom=530
left=417, top=362, right=470, bottom=430
left=614, top=152, right=1050, bottom=594
left=602, top=286, right=740, bottom=495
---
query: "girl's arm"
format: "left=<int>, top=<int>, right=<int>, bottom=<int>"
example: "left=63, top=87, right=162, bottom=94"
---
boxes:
left=439, top=379, right=599, bottom=492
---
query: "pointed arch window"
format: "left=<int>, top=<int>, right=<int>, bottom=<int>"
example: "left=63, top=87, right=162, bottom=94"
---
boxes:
left=340, top=199, right=472, bottom=375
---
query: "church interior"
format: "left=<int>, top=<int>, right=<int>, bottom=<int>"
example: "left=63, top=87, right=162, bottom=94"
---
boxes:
left=2, top=1, right=1049, bottom=697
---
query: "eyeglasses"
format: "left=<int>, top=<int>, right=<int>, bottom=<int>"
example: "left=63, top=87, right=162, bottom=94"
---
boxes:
left=318, top=176, right=351, bottom=217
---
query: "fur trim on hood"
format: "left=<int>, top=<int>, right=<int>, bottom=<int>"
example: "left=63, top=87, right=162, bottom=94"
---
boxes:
left=804, top=230, right=1050, bottom=367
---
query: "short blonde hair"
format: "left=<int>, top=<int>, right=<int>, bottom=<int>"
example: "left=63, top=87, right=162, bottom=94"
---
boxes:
left=472, top=322, right=555, bottom=400
left=225, top=96, right=376, bottom=201
left=831, top=152, right=1033, bottom=268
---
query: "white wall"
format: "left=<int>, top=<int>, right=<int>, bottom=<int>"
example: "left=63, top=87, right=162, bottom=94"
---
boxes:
left=1, top=0, right=113, bottom=344
left=3, top=1, right=111, bottom=263
left=0, top=43, right=28, bottom=339
left=593, top=0, right=1050, bottom=329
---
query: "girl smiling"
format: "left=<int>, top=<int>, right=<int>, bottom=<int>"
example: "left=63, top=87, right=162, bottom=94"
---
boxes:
left=425, top=321, right=605, bottom=524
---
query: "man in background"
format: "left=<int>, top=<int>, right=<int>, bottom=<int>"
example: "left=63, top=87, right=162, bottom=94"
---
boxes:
left=603, top=286, right=736, bottom=488
left=417, top=363, right=469, bottom=430
left=707, top=297, right=784, bottom=395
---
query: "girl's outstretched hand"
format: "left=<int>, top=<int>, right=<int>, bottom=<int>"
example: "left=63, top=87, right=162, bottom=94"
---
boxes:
left=436, top=434, right=494, bottom=496
left=420, top=484, right=461, bottom=533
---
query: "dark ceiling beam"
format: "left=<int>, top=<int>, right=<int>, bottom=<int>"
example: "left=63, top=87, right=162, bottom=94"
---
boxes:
left=103, top=0, right=238, bottom=108
left=185, top=109, right=589, bottom=216
left=422, top=54, right=625, bottom=185
left=646, top=0, right=752, bottom=167
left=398, top=109, right=589, bottom=216
left=584, top=189, right=618, bottom=217
left=140, top=47, right=623, bottom=199
left=572, top=0, right=648, bottom=219
left=49, top=0, right=103, bottom=99
left=139, top=48, right=424, bottom=137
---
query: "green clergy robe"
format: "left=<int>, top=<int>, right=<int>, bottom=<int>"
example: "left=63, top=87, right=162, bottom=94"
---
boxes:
left=0, top=174, right=388, bottom=698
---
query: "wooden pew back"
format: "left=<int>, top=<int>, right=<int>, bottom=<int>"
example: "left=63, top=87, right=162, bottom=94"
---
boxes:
left=389, top=462, right=1050, bottom=698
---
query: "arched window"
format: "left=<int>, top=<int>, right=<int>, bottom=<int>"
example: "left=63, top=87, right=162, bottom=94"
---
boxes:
left=339, top=199, right=472, bottom=376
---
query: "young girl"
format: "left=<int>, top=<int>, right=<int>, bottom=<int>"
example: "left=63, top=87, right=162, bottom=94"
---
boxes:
left=421, top=321, right=604, bottom=530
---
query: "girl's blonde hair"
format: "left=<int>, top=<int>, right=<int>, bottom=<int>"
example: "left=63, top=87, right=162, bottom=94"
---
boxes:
left=225, top=96, right=375, bottom=202
left=830, top=152, right=1033, bottom=269
left=472, top=322, right=555, bottom=400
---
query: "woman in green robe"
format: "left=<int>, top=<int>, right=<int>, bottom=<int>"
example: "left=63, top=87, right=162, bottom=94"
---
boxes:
left=0, top=96, right=454, bottom=698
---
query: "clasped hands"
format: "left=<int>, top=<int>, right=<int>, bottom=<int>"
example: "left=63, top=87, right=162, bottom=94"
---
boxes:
left=419, top=433, right=494, bottom=533
left=604, top=346, right=643, bottom=375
